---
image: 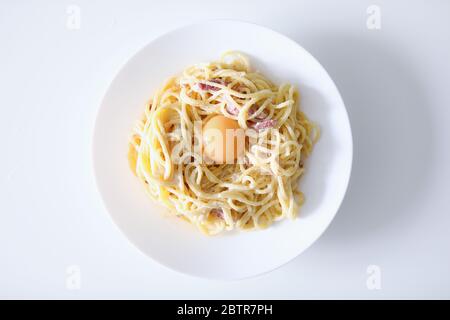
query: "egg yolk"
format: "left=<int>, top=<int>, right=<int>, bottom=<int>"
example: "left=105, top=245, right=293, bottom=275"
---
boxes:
left=202, top=115, right=245, bottom=164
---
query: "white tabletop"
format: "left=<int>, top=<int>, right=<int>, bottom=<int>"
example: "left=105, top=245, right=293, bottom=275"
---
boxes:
left=1, top=0, right=449, bottom=299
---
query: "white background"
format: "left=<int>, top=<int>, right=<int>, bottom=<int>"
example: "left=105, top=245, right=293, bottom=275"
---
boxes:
left=1, top=0, right=449, bottom=299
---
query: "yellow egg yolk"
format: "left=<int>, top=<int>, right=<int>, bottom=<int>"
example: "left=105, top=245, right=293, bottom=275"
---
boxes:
left=202, top=115, right=245, bottom=164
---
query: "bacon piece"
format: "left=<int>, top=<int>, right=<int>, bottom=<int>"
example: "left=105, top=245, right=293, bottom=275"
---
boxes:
left=251, top=119, right=277, bottom=131
left=198, top=83, right=219, bottom=91
left=224, top=95, right=240, bottom=116
left=197, top=79, right=226, bottom=91
left=232, top=84, right=248, bottom=93
left=226, top=104, right=267, bottom=119
left=225, top=103, right=240, bottom=116
left=210, top=208, right=224, bottom=219
left=248, top=106, right=268, bottom=120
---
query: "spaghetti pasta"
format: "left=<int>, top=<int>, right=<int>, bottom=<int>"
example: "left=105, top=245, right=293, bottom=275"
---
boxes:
left=128, top=52, right=318, bottom=235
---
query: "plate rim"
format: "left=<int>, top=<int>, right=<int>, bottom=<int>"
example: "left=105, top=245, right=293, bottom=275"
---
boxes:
left=92, top=19, right=353, bottom=280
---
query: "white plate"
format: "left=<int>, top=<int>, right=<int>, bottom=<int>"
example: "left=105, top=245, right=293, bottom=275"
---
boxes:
left=93, top=20, right=352, bottom=280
